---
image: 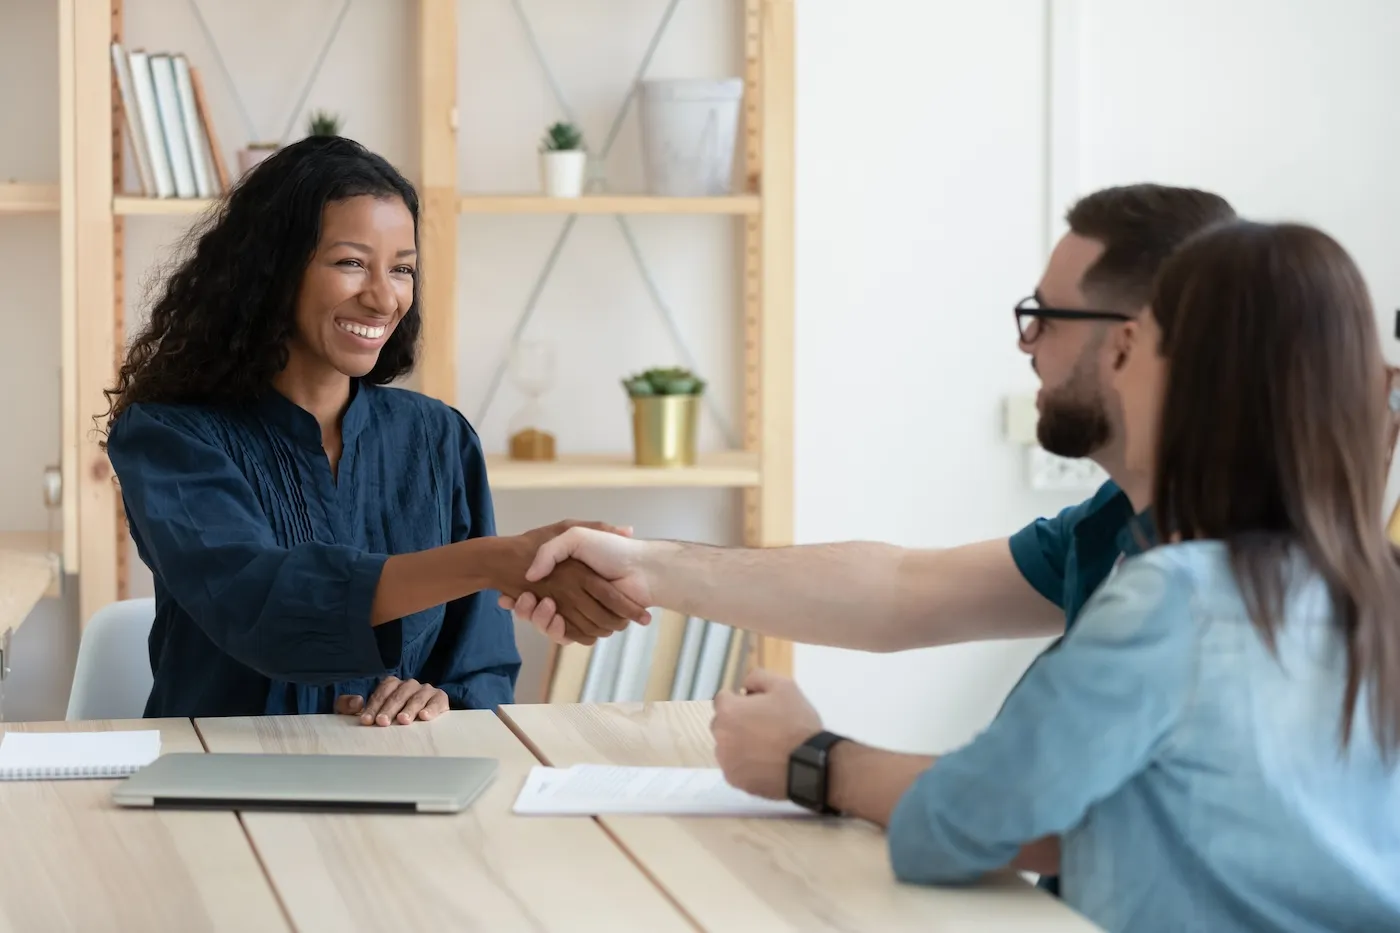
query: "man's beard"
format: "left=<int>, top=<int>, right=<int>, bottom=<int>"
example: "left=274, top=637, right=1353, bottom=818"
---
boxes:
left=1037, top=380, right=1112, bottom=459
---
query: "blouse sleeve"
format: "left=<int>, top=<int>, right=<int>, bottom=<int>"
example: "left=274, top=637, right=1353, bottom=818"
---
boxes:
left=885, top=555, right=1197, bottom=885
left=107, top=404, right=398, bottom=685
left=415, top=412, right=521, bottom=709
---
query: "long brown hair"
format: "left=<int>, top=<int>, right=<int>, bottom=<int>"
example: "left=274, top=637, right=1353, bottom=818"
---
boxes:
left=1151, top=220, right=1400, bottom=759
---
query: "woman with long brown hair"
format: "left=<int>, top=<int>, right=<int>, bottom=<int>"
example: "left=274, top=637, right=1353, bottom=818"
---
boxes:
left=879, top=220, right=1400, bottom=932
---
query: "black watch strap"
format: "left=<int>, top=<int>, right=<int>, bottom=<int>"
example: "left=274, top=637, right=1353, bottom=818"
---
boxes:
left=787, top=730, right=846, bottom=814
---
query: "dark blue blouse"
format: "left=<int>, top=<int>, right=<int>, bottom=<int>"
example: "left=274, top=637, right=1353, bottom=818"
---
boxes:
left=105, top=381, right=521, bottom=719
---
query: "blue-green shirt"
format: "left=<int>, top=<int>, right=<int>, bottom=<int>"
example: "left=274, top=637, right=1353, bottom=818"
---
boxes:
left=1008, top=480, right=1151, bottom=630
left=106, top=381, right=521, bottom=719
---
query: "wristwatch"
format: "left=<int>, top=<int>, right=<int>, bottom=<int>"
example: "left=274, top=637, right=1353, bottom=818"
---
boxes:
left=787, top=730, right=846, bottom=814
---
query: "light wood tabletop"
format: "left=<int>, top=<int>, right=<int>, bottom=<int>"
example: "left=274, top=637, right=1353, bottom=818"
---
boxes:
left=195, top=710, right=696, bottom=933
left=0, top=718, right=289, bottom=933
left=499, top=701, right=1104, bottom=933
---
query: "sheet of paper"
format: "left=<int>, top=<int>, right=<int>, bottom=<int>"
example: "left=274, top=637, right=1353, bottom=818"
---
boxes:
left=512, top=764, right=815, bottom=817
left=0, top=730, right=162, bottom=780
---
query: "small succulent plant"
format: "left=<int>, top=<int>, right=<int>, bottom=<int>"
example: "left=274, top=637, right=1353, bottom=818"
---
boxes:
left=622, top=366, right=706, bottom=397
left=307, top=109, right=343, bottom=137
left=540, top=120, right=585, bottom=152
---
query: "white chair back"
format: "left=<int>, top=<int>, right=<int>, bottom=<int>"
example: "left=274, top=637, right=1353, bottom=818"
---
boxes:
left=64, top=597, right=156, bottom=721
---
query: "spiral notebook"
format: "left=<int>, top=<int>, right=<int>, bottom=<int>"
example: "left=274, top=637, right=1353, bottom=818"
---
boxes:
left=0, top=730, right=162, bottom=781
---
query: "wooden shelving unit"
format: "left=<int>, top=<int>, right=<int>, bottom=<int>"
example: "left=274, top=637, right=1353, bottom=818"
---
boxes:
left=60, top=0, right=795, bottom=684
left=0, top=15, right=67, bottom=629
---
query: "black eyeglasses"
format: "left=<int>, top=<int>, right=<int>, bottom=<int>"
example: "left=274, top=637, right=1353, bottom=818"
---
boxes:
left=1014, top=295, right=1133, bottom=343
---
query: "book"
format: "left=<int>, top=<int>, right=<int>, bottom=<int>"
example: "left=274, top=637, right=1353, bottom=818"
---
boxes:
left=512, top=764, right=814, bottom=818
left=689, top=620, right=734, bottom=700
left=148, top=54, right=197, bottom=198
left=669, top=615, right=708, bottom=700
left=0, top=730, right=161, bottom=781
left=125, top=50, right=175, bottom=198
left=110, top=42, right=155, bottom=196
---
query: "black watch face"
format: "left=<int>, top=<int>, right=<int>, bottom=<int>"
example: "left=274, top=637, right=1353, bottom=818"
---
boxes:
left=788, top=759, right=824, bottom=809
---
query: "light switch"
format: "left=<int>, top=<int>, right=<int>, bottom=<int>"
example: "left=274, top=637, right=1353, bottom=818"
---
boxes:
left=1004, top=394, right=1039, bottom=445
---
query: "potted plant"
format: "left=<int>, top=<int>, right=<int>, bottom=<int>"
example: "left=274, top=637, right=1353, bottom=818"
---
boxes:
left=306, top=109, right=344, bottom=137
left=237, top=141, right=280, bottom=177
left=622, top=366, right=705, bottom=467
left=539, top=120, right=587, bottom=198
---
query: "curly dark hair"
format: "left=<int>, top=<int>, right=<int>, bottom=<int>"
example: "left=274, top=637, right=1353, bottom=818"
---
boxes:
left=100, top=135, right=422, bottom=439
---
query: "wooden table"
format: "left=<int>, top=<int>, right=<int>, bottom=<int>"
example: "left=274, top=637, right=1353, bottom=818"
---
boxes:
left=195, top=710, right=694, bottom=933
left=0, top=718, right=288, bottom=932
left=500, top=700, right=1103, bottom=933
left=0, top=705, right=1103, bottom=931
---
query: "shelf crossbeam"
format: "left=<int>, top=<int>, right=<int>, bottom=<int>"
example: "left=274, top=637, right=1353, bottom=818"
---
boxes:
left=473, top=0, right=737, bottom=451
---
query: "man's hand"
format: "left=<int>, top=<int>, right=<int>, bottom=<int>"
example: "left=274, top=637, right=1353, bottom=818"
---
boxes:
left=498, top=527, right=657, bottom=645
left=493, top=521, right=651, bottom=642
left=335, top=676, right=450, bottom=726
left=711, top=668, right=824, bottom=800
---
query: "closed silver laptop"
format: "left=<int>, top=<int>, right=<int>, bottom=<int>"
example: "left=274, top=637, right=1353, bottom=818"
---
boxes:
left=112, top=752, right=498, bottom=813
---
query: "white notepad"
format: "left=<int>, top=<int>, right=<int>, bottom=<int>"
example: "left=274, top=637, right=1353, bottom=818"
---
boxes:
left=0, top=730, right=162, bottom=781
left=513, top=764, right=814, bottom=818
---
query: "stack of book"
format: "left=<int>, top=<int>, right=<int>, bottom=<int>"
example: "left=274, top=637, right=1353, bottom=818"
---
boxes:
left=545, top=610, right=750, bottom=704
left=110, top=41, right=228, bottom=199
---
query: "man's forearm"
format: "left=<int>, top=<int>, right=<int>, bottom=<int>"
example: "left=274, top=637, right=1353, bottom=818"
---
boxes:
left=828, top=741, right=1059, bottom=877
left=827, top=740, right=933, bottom=827
left=638, top=538, right=1061, bottom=652
left=640, top=540, right=927, bottom=651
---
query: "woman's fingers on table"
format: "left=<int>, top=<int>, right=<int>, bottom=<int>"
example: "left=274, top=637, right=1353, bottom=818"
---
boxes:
left=417, top=688, right=450, bottom=721
left=360, top=676, right=402, bottom=725
left=335, top=694, right=364, bottom=716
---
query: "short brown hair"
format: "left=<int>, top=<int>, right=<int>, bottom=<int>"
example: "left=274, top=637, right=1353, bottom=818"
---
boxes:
left=1066, top=183, right=1236, bottom=308
left=1151, top=219, right=1400, bottom=759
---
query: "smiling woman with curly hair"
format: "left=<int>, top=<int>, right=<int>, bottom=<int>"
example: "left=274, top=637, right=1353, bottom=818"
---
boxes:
left=101, top=135, right=645, bottom=723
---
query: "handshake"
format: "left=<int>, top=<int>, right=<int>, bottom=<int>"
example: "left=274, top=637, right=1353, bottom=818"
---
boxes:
left=492, top=520, right=660, bottom=645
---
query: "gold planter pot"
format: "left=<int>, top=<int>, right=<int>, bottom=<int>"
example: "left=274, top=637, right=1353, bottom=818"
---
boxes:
left=630, top=394, right=700, bottom=467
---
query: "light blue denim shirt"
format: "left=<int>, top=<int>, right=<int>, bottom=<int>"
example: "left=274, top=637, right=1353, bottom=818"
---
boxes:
left=888, top=540, right=1400, bottom=933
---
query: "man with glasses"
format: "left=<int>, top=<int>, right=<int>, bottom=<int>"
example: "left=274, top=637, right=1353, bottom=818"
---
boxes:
left=502, top=183, right=1236, bottom=884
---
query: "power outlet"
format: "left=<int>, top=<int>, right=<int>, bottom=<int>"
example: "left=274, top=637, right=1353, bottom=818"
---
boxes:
left=1028, top=446, right=1107, bottom=491
left=42, top=465, right=62, bottom=509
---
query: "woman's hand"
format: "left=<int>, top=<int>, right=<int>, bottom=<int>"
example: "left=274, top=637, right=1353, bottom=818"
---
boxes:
left=499, top=527, right=657, bottom=646
left=335, top=676, right=449, bottom=726
left=493, top=521, right=651, bottom=641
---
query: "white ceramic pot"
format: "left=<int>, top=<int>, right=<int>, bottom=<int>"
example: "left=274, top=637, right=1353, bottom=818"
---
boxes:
left=639, top=78, right=743, bottom=195
left=540, top=150, right=587, bottom=198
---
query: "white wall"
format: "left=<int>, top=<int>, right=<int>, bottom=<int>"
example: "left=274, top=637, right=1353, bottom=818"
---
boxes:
left=4, top=1, right=1400, bottom=733
left=789, top=0, right=1074, bottom=754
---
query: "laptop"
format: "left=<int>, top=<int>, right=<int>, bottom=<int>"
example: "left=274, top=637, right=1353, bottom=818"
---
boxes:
left=111, top=752, right=498, bottom=814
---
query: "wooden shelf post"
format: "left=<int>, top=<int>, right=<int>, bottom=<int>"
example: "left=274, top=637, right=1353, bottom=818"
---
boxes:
left=417, top=0, right=458, bottom=406
left=72, top=0, right=120, bottom=626
left=746, top=0, right=796, bottom=678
